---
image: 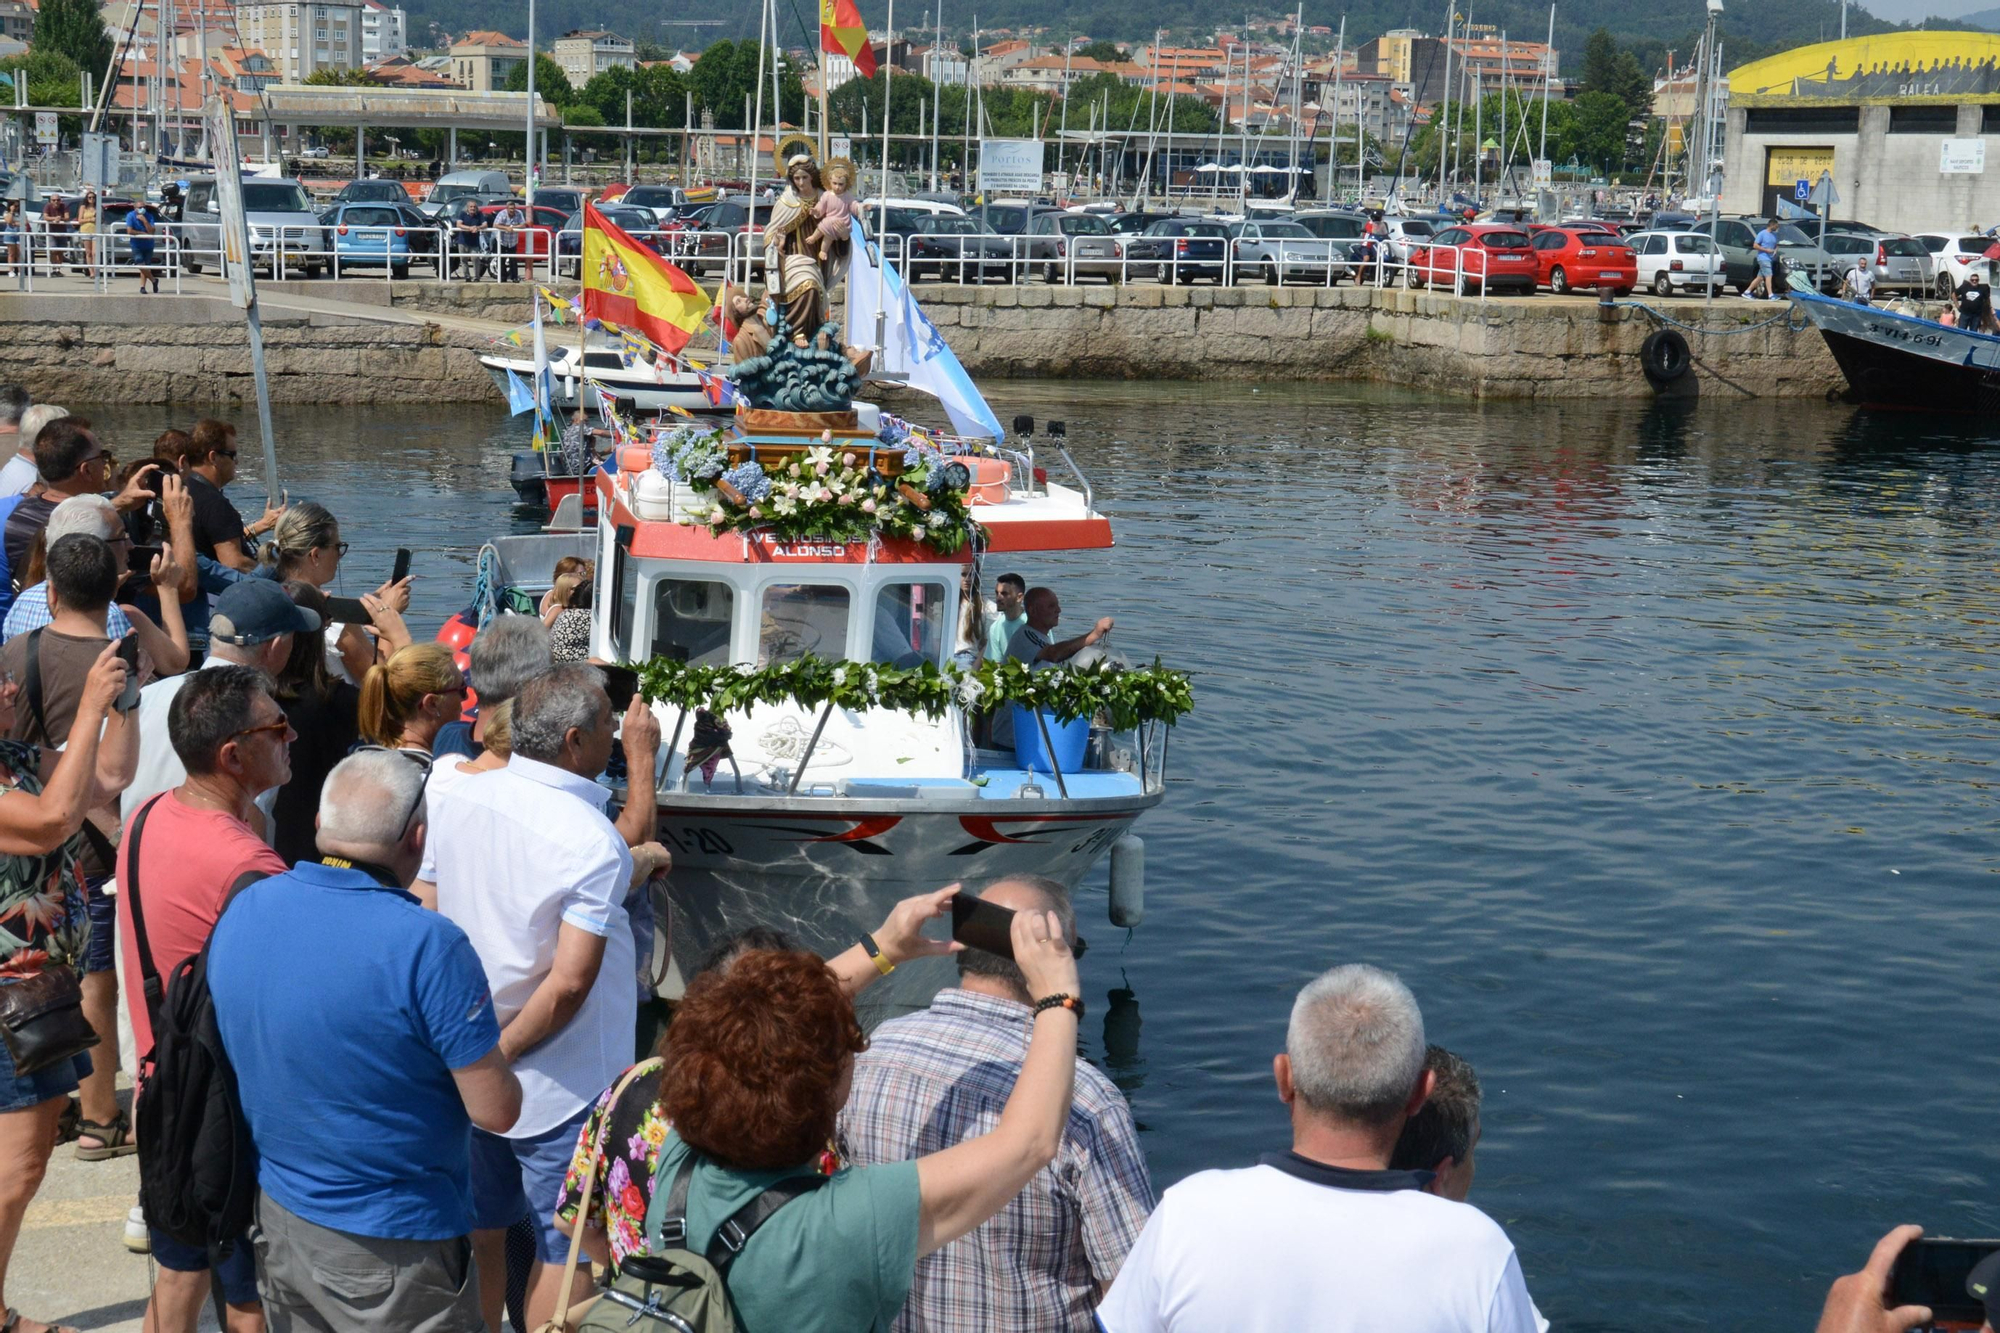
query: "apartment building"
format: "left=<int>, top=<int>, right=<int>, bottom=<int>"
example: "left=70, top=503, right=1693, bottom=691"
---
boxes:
left=237, top=0, right=365, bottom=81
left=360, top=1, right=406, bottom=60
left=552, top=28, right=633, bottom=85
left=450, top=29, right=527, bottom=91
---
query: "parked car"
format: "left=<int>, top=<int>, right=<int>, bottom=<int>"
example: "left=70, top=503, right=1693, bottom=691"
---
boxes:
left=1657, top=217, right=1758, bottom=294
left=621, top=184, right=707, bottom=223
left=1105, top=210, right=1179, bottom=236
left=1762, top=221, right=1843, bottom=293
left=964, top=201, right=1035, bottom=238
left=1381, top=216, right=1436, bottom=264
left=421, top=169, right=512, bottom=218
left=1226, top=219, right=1350, bottom=285
left=1528, top=226, right=1635, bottom=295
left=1025, top=209, right=1122, bottom=282
left=179, top=175, right=331, bottom=277
left=687, top=196, right=772, bottom=278
left=529, top=186, right=585, bottom=217
left=1818, top=231, right=1931, bottom=294
left=877, top=209, right=1014, bottom=282
left=1404, top=223, right=1537, bottom=295
left=1628, top=230, right=1723, bottom=295
left=1292, top=209, right=1370, bottom=246
left=554, top=204, right=666, bottom=278
left=476, top=202, right=568, bottom=262
left=1121, top=217, right=1230, bottom=284
left=1910, top=231, right=1996, bottom=297
left=321, top=201, right=432, bottom=276
left=334, top=179, right=413, bottom=205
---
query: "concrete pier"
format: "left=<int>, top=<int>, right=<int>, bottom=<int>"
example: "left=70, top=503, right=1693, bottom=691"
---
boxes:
left=0, top=275, right=1842, bottom=404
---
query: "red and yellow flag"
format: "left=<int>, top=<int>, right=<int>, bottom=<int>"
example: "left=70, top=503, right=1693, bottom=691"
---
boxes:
left=821, top=0, right=876, bottom=77
left=581, top=202, right=709, bottom=354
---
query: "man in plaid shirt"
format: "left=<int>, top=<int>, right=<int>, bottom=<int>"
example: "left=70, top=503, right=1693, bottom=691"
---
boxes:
left=838, top=875, right=1154, bottom=1332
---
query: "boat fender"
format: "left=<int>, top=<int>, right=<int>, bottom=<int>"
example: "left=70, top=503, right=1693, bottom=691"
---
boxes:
left=1639, top=329, right=1692, bottom=384
left=1108, top=834, right=1145, bottom=928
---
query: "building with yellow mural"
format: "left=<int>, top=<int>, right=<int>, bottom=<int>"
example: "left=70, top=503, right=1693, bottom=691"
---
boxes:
left=1720, top=32, right=2000, bottom=231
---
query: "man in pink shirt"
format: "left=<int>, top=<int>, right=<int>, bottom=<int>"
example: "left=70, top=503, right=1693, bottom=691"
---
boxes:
left=117, top=663, right=295, bottom=1333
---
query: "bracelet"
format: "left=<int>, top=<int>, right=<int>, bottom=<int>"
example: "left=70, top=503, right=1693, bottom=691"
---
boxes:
left=860, top=932, right=894, bottom=976
left=1032, top=993, right=1084, bottom=1021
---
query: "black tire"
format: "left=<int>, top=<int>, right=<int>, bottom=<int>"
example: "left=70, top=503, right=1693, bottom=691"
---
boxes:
left=1550, top=265, right=1570, bottom=294
left=1653, top=272, right=1673, bottom=296
left=1640, top=328, right=1692, bottom=383
left=185, top=259, right=202, bottom=274
left=1405, top=265, right=1423, bottom=290
left=1162, top=265, right=1177, bottom=286
left=1043, top=263, right=1060, bottom=284
left=1264, top=263, right=1279, bottom=286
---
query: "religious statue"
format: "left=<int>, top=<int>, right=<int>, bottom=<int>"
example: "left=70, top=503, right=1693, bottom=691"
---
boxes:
left=764, top=156, right=831, bottom=347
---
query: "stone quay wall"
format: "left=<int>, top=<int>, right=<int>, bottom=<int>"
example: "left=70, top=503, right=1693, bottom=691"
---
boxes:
left=0, top=292, right=498, bottom=404
left=1, top=281, right=1842, bottom=403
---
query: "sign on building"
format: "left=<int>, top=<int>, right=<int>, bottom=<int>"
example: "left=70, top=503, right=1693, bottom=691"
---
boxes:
left=33, top=112, right=56, bottom=146
left=829, top=135, right=852, bottom=161
left=1940, top=138, right=1985, bottom=174
left=979, top=138, right=1043, bottom=195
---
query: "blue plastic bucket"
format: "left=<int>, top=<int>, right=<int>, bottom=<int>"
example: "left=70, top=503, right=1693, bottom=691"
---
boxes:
left=1010, top=706, right=1089, bottom=775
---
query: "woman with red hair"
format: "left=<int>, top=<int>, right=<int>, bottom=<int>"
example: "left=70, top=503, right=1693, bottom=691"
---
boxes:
left=560, top=893, right=1082, bottom=1331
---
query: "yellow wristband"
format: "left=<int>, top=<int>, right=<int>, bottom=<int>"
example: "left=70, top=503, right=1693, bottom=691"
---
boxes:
left=861, top=932, right=895, bottom=976
left=872, top=951, right=896, bottom=977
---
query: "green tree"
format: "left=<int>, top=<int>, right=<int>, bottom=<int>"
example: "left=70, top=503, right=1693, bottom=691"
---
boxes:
left=1580, top=26, right=1650, bottom=120
left=563, top=103, right=606, bottom=126
left=686, top=38, right=803, bottom=127
left=31, top=0, right=111, bottom=84
left=1075, top=39, right=1123, bottom=61
left=503, top=52, right=575, bottom=107
left=1566, top=90, right=1630, bottom=173
left=303, top=65, right=374, bottom=86
left=0, top=49, right=81, bottom=108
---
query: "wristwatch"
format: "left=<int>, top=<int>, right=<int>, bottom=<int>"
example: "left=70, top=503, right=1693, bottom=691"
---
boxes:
left=859, top=932, right=895, bottom=976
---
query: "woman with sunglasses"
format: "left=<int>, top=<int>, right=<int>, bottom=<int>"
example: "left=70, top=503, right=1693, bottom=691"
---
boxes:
left=358, top=644, right=465, bottom=755
left=258, top=502, right=411, bottom=686
left=74, top=193, right=97, bottom=280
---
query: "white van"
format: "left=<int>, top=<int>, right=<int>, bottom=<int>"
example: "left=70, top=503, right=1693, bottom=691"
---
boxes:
left=421, top=170, right=514, bottom=218
left=179, top=175, right=331, bottom=278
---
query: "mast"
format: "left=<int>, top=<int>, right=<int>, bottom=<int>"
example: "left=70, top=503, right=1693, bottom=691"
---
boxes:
left=1237, top=27, right=1249, bottom=210
left=1436, top=6, right=1452, bottom=203
left=1163, top=45, right=1179, bottom=200
left=1331, top=15, right=1344, bottom=202
left=929, top=0, right=941, bottom=190
left=1055, top=35, right=1072, bottom=188
left=746, top=0, right=768, bottom=292
left=1538, top=3, right=1552, bottom=174
left=524, top=0, right=536, bottom=206
left=1137, top=25, right=1162, bottom=207
left=1497, top=31, right=1506, bottom=199
left=875, top=0, right=893, bottom=359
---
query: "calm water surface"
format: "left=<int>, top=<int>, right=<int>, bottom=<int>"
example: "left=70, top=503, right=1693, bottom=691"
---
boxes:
left=84, top=387, right=2000, bottom=1330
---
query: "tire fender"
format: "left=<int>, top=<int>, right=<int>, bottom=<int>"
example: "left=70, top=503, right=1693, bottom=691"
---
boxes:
left=1640, top=328, right=1692, bottom=384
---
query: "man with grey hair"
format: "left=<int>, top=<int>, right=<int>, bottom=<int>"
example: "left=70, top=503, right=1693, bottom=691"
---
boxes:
left=1097, top=964, right=1541, bottom=1332
left=432, top=613, right=551, bottom=761
left=429, top=663, right=670, bottom=1332
left=210, top=749, right=520, bottom=1332
left=839, top=875, right=1155, bottom=1331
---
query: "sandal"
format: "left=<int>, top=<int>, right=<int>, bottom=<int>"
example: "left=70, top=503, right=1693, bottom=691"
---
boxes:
left=54, top=1097, right=80, bottom=1144
left=74, top=1110, right=137, bottom=1161
left=4, top=1307, right=81, bottom=1333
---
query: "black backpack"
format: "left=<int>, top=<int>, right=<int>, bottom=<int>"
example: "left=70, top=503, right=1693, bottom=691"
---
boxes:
left=126, top=794, right=268, bottom=1260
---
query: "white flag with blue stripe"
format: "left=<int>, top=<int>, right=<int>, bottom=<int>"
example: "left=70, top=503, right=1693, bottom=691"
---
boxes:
left=848, top=218, right=1003, bottom=440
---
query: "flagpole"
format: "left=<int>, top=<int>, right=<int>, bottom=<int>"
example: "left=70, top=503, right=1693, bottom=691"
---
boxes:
left=876, top=0, right=894, bottom=364
left=525, top=0, right=536, bottom=210
left=747, top=0, right=770, bottom=295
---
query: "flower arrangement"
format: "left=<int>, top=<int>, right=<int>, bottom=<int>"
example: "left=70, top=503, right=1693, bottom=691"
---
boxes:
left=636, top=653, right=1195, bottom=732
left=656, top=428, right=980, bottom=556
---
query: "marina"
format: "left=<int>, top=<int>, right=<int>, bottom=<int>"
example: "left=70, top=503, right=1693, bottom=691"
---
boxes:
left=17, top=386, right=1998, bottom=1329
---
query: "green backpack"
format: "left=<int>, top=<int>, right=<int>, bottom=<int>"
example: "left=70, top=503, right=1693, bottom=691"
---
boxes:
left=577, top=1155, right=827, bottom=1333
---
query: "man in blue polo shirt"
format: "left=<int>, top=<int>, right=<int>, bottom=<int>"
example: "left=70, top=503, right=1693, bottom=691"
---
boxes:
left=210, top=750, right=522, bottom=1331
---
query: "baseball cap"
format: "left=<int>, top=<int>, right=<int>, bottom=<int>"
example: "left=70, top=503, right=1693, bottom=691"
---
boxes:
left=209, top=580, right=321, bottom=646
left=1967, top=1250, right=2000, bottom=1325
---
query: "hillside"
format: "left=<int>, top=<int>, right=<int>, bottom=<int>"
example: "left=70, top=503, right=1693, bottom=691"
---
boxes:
left=399, top=0, right=1916, bottom=77
left=1955, top=3, right=2000, bottom=25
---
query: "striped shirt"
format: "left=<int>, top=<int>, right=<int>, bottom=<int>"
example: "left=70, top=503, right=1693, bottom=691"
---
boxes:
left=3, top=584, right=132, bottom=641
left=837, top=988, right=1155, bottom=1333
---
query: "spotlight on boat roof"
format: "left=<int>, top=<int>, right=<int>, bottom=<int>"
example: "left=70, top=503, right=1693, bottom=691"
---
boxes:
left=1013, top=414, right=1035, bottom=436
left=1048, top=420, right=1067, bottom=438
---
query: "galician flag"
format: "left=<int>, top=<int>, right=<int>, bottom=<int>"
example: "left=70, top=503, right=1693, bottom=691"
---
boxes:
left=821, top=0, right=876, bottom=77
left=580, top=202, right=710, bottom=354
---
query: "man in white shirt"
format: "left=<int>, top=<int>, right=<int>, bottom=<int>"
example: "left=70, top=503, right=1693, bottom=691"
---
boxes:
left=428, top=663, right=668, bottom=1333
left=1096, top=964, right=1542, bottom=1333
left=0, top=386, right=31, bottom=497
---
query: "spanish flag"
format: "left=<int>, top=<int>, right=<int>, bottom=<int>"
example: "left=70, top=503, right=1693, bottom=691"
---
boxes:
left=581, top=202, right=710, bottom=354
left=821, top=0, right=875, bottom=77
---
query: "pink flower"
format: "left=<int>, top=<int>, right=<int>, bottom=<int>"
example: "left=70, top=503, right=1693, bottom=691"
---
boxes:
left=749, top=505, right=764, bottom=518
left=862, top=498, right=877, bottom=514
left=815, top=462, right=830, bottom=477
left=842, top=452, right=856, bottom=466
left=817, top=487, right=833, bottom=502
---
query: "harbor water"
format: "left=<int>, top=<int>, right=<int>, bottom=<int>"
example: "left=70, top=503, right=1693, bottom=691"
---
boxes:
left=80, top=387, right=2000, bottom=1330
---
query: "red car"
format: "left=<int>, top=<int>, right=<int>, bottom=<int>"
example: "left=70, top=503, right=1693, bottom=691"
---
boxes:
left=1405, top=223, right=1538, bottom=295
left=1529, top=226, right=1636, bottom=295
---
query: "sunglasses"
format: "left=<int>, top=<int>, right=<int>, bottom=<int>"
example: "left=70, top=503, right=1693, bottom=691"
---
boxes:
left=357, top=745, right=432, bottom=841
left=214, top=448, right=238, bottom=459
left=230, top=712, right=291, bottom=742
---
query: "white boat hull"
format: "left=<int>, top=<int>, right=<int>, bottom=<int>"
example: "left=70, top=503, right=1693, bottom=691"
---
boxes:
left=479, top=348, right=728, bottom=414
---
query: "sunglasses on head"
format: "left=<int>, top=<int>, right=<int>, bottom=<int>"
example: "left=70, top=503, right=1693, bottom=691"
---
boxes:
left=357, top=745, right=433, bottom=840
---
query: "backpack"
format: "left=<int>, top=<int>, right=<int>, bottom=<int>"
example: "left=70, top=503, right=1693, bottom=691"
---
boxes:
left=126, top=794, right=268, bottom=1260
left=574, top=1153, right=827, bottom=1333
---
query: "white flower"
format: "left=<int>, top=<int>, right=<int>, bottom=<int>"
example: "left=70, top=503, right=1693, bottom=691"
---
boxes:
left=709, top=506, right=726, bottom=523
left=832, top=666, right=849, bottom=686
left=806, top=445, right=836, bottom=471
left=927, top=511, right=949, bottom=529
left=773, top=497, right=797, bottom=516
left=955, top=675, right=986, bottom=707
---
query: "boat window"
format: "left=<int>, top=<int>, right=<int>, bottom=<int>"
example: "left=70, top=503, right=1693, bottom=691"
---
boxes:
left=869, top=581, right=950, bottom=668
left=651, top=578, right=735, bottom=666
left=759, top=583, right=851, bottom=664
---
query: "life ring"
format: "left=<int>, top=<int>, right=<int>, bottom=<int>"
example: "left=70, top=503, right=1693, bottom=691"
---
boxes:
left=1640, top=329, right=1692, bottom=383
left=436, top=611, right=479, bottom=710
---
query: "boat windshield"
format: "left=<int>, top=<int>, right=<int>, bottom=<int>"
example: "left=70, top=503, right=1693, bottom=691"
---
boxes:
left=760, top=584, right=851, bottom=664
left=651, top=578, right=735, bottom=666
left=869, top=581, right=951, bottom=668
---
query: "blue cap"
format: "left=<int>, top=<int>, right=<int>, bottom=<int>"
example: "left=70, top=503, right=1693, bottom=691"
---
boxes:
left=209, top=580, right=321, bottom=646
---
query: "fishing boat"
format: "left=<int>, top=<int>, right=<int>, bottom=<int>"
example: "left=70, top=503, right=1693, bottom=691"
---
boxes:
left=451, top=409, right=1177, bottom=1022
left=479, top=343, right=724, bottom=416
left=1791, top=290, right=2000, bottom=412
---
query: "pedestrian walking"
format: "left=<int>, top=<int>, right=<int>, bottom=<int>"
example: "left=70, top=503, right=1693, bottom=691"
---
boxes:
left=128, top=202, right=162, bottom=294
left=0, top=202, right=21, bottom=277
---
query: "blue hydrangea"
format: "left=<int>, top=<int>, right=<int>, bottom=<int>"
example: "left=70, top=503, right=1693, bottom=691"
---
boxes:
left=877, top=414, right=913, bottom=448
left=720, top=461, right=771, bottom=501
left=653, top=426, right=725, bottom=483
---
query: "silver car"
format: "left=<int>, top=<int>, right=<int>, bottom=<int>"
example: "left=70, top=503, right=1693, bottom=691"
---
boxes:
left=1225, top=219, right=1351, bottom=285
left=1027, top=210, right=1123, bottom=283
left=1821, top=231, right=1932, bottom=294
left=179, top=176, right=331, bottom=278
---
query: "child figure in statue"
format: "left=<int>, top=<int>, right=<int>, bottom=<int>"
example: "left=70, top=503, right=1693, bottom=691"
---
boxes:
left=810, top=159, right=862, bottom=287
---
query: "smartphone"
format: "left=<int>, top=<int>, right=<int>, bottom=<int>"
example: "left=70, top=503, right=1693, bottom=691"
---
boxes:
left=601, top=664, right=640, bottom=712
left=1890, top=1237, right=2000, bottom=1324
left=114, top=635, right=142, bottom=713
left=390, top=548, right=412, bottom=586
left=126, top=543, right=161, bottom=575
left=951, top=894, right=1016, bottom=960
left=323, top=595, right=371, bottom=624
